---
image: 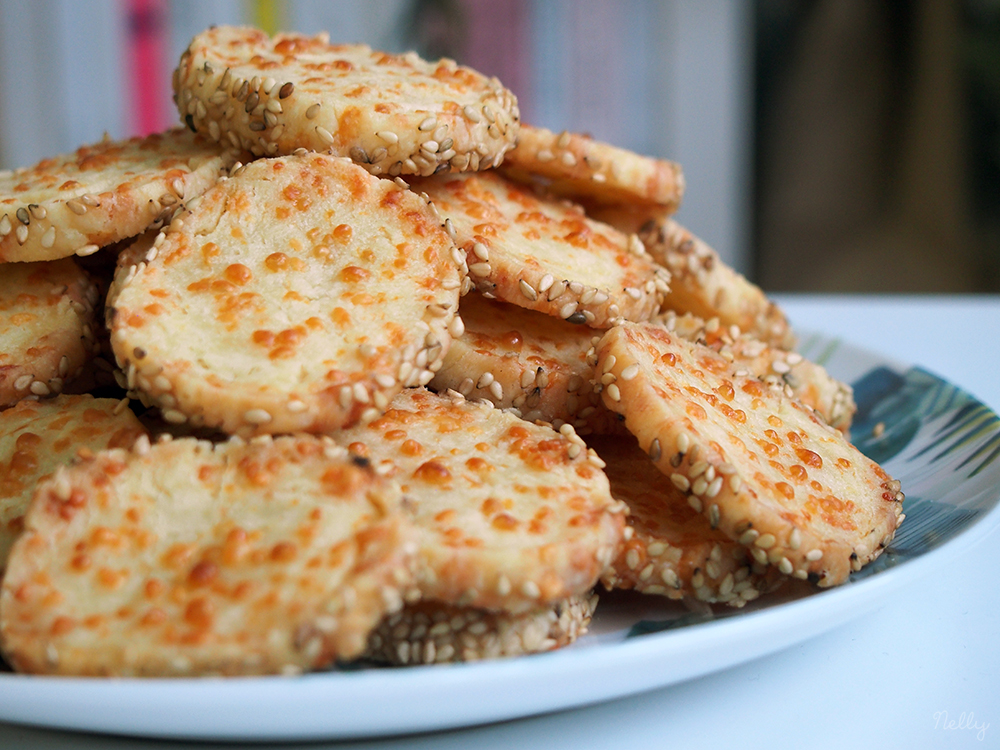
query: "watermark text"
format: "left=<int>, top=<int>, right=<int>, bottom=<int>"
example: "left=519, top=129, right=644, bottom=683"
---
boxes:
left=933, top=711, right=989, bottom=741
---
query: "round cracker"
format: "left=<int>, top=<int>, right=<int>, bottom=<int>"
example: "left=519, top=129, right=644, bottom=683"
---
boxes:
left=500, top=125, right=685, bottom=211
left=0, top=395, right=146, bottom=575
left=0, top=129, right=235, bottom=263
left=0, top=259, right=99, bottom=407
left=429, top=292, right=621, bottom=433
left=365, top=593, right=597, bottom=665
left=638, top=217, right=795, bottom=350
left=589, top=435, right=780, bottom=607
left=173, top=26, right=519, bottom=176
left=106, top=153, right=462, bottom=436
left=596, top=323, right=904, bottom=587
left=656, top=311, right=856, bottom=432
left=334, top=387, right=625, bottom=613
left=0, top=435, right=415, bottom=676
left=415, top=170, right=669, bottom=327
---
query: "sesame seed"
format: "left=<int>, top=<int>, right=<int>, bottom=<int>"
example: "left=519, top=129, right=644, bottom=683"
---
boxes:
left=738, top=529, right=759, bottom=546
left=547, top=280, right=567, bottom=301
left=243, top=408, right=272, bottom=425
left=518, top=279, right=537, bottom=300
left=418, top=116, right=438, bottom=131
left=789, top=528, right=802, bottom=550
left=619, top=363, right=640, bottom=381
left=645, top=437, right=662, bottom=462
left=639, top=543, right=664, bottom=559
left=704, top=476, right=723, bottom=498
left=805, top=549, right=824, bottom=561
left=625, top=549, right=640, bottom=570
left=468, top=262, right=491, bottom=277
left=670, top=473, right=689, bottom=491
left=0, top=215, right=10, bottom=235
left=606, top=383, right=621, bottom=401
left=315, top=126, right=335, bottom=145
left=754, top=533, right=776, bottom=549
left=674, top=432, right=690, bottom=454
left=162, top=409, right=187, bottom=424
left=75, top=244, right=100, bottom=257
left=521, top=581, right=541, bottom=599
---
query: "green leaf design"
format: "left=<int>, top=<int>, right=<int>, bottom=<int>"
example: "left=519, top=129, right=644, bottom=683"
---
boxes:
left=851, top=367, right=1000, bottom=477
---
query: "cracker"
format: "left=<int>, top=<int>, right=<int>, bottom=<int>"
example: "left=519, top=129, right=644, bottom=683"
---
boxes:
left=638, top=217, right=795, bottom=350
left=365, top=593, right=597, bottom=665
left=415, top=170, right=669, bottom=327
left=106, top=153, right=463, bottom=436
left=596, top=323, right=904, bottom=587
left=334, top=387, right=625, bottom=613
left=500, top=125, right=685, bottom=211
left=0, top=129, right=235, bottom=263
left=0, top=435, right=415, bottom=676
left=589, top=435, right=779, bottom=607
left=0, top=259, right=99, bottom=407
left=428, top=292, right=621, bottom=433
left=0, top=395, right=146, bottom=576
left=174, top=26, right=519, bottom=176
left=657, top=311, right=856, bottom=432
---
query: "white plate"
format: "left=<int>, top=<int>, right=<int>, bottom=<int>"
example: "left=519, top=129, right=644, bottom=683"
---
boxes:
left=1, top=333, right=998, bottom=742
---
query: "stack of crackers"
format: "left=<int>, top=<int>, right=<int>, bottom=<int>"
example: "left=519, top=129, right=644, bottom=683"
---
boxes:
left=0, top=26, right=904, bottom=677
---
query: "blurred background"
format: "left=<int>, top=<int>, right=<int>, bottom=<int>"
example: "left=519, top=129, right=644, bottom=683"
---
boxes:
left=0, top=0, right=996, bottom=293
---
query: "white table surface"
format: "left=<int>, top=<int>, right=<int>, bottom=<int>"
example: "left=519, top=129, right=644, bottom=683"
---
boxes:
left=1, top=294, right=998, bottom=749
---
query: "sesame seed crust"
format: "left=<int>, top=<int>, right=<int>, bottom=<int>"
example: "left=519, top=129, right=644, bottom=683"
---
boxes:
left=364, top=593, right=597, bottom=665
left=0, top=129, right=236, bottom=263
left=589, top=436, right=781, bottom=606
left=596, top=323, right=903, bottom=587
left=415, top=171, right=669, bottom=328
left=635, top=218, right=795, bottom=350
left=0, top=435, right=416, bottom=676
left=332, top=388, right=626, bottom=614
left=655, top=311, right=856, bottom=432
left=106, top=153, right=461, bottom=436
left=0, top=259, right=99, bottom=408
left=428, top=293, right=622, bottom=433
left=0, top=395, right=147, bottom=577
left=173, top=26, right=519, bottom=176
left=500, top=125, right=685, bottom=212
